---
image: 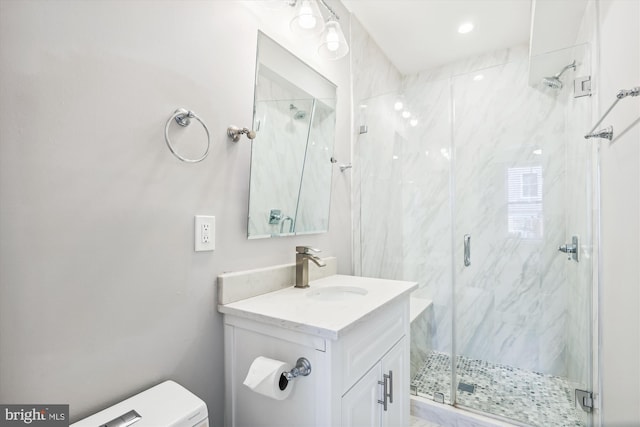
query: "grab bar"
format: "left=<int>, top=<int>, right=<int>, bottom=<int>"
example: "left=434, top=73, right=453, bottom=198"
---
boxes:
left=584, top=86, right=639, bottom=140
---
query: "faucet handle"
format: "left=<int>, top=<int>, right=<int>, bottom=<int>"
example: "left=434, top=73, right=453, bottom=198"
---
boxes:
left=296, top=246, right=321, bottom=254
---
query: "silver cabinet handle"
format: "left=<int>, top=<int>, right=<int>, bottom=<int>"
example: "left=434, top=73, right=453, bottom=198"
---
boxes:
left=377, top=378, right=387, bottom=411
left=464, top=234, right=471, bottom=267
left=377, top=371, right=393, bottom=411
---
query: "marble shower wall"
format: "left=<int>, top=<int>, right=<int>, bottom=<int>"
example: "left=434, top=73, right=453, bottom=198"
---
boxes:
left=249, top=75, right=336, bottom=237
left=296, top=101, right=336, bottom=234
left=449, top=54, right=569, bottom=376
left=353, top=30, right=594, bottom=379
left=249, top=74, right=312, bottom=237
left=350, top=15, right=403, bottom=277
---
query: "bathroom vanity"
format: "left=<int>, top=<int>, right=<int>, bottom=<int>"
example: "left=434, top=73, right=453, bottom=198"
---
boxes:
left=218, top=266, right=416, bottom=427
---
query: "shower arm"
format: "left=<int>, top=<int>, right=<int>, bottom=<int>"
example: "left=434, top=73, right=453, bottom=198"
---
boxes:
left=556, top=61, right=576, bottom=78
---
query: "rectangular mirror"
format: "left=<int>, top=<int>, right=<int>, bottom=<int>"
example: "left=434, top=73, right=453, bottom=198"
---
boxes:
left=248, top=32, right=337, bottom=239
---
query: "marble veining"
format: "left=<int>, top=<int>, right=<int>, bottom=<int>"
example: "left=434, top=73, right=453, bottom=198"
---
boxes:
left=249, top=69, right=336, bottom=237
left=352, top=37, right=594, bottom=380
left=350, top=16, right=594, bottom=426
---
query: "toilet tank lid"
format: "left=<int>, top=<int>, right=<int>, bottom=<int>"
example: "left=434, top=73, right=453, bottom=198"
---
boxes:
left=71, top=380, right=208, bottom=427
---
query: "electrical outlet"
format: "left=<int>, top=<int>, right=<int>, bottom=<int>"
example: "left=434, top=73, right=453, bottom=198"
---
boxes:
left=201, top=223, right=210, bottom=243
left=195, top=215, right=215, bottom=252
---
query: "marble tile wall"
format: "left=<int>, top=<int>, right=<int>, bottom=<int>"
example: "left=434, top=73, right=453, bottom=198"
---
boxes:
left=296, top=101, right=336, bottom=234
left=249, top=75, right=312, bottom=237
left=250, top=75, right=336, bottom=237
left=399, top=77, right=453, bottom=355
left=410, top=304, right=435, bottom=381
left=351, top=15, right=593, bottom=382
left=449, top=56, right=569, bottom=375
left=350, top=16, right=403, bottom=277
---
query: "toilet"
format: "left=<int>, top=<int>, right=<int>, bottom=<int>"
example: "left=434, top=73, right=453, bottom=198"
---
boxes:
left=71, top=380, right=208, bottom=427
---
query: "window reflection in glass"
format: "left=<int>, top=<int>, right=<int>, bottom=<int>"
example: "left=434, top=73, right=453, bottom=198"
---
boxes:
left=507, top=166, right=543, bottom=239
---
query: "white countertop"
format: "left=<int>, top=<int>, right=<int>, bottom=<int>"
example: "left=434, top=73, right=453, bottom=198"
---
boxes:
left=218, top=274, right=417, bottom=340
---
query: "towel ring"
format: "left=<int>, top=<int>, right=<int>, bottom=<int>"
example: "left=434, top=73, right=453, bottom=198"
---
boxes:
left=164, top=108, right=210, bottom=163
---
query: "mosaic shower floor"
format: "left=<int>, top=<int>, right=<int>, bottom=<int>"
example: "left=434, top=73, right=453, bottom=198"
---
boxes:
left=411, top=351, right=586, bottom=427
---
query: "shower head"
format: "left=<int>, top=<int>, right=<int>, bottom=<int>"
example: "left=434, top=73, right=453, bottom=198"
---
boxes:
left=542, top=76, right=563, bottom=89
left=289, top=103, right=307, bottom=120
left=541, top=60, right=576, bottom=90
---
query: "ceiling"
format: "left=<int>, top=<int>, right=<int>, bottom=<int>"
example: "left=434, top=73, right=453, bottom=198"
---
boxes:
left=342, top=0, right=532, bottom=75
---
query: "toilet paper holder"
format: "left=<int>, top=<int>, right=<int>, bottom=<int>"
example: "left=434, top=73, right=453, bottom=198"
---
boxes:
left=282, top=357, right=312, bottom=382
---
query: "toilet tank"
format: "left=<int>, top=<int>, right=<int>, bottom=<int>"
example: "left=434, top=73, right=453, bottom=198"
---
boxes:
left=71, top=380, right=208, bottom=427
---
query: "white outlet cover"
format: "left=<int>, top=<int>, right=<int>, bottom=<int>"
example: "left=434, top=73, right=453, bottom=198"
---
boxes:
left=195, top=215, right=215, bottom=252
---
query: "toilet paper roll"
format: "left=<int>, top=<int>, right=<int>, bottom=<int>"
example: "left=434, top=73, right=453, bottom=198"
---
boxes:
left=243, top=356, right=293, bottom=400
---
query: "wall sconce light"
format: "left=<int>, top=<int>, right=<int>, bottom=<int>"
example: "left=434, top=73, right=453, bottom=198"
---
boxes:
left=290, top=0, right=325, bottom=36
left=289, top=0, right=349, bottom=60
left=318, top=19, right=349, bottom=60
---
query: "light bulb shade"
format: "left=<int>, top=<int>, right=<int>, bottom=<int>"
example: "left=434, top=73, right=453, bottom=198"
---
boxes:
left=318, top=20, right=349, bottom=60
left=290, top=0, right=325, bottom=37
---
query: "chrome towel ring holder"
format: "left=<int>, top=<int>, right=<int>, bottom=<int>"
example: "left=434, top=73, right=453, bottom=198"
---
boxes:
left=164, top=108, right=210, bottom=163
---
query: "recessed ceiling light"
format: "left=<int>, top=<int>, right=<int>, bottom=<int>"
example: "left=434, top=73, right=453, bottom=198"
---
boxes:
left=458, top=22, right=474, bottom=34
left=410, top=118, right=418, bottom=127
left=473, top=74, right=484, bottom=81
left=394, top=101, right=403, bottom=111
left=402, top=110, right=411, bottom=118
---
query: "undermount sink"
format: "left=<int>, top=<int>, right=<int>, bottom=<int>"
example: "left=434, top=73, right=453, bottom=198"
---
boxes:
left=306, top=286, right=368, bottom=301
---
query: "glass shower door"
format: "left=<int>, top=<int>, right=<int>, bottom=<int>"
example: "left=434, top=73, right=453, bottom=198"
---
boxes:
left=452, top=47, right=593, bottom=426
left=354, top=86, right=455, bottom=405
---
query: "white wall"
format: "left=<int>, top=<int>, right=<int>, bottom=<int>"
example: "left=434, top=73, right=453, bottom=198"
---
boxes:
left=0, top=1, right=352, bottom=424
left=597, top=0, right=640, bottom=425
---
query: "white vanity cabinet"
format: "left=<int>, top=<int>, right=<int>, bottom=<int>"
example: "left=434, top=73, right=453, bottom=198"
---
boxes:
left=218, top=273, right=416, bottom=427
left=341, top=337, right=407, bottom=427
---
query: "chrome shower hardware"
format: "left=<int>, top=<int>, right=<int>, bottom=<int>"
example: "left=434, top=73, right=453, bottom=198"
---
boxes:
left=541, top=60, right=576, bottom=90
left=558, top=236, right=579, bottom=262
left=584, top=126, right=614, bottom=141
left=331, top=157, right=353, bottom=172
left=585, top=86, right=639, bottom=141
left=574, top=75, right=592, bottom=98
left=464, top=234, right=471, bottom=267
left=280, top=216, right=294, bottom=234
left=269, top=209, right=282, bottom=225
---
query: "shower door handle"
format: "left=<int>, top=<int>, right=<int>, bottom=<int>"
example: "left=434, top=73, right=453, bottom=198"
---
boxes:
left=464, top=234, right=471, bottom=267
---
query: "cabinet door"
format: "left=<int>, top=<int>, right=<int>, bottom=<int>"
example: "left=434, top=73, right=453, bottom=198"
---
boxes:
left=382, top=338, right=408, bottom=427
left=341, top=364, right=383, bottom=427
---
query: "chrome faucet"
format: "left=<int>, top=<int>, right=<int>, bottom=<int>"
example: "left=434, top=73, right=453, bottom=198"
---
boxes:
left=295, top=246, right=326, bottom=288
